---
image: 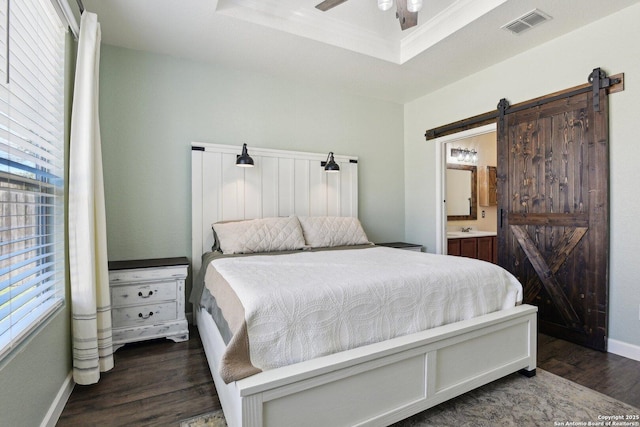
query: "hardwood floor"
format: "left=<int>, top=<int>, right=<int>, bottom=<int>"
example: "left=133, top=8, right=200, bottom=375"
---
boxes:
left=57, top=329, right=640, bottom=426
left=57, top=326, right=219, bottom=427
left=538, top=334, right=640, bottom=408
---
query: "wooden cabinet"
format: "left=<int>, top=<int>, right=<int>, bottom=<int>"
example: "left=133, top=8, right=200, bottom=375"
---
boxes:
left=448, top=238, right=478, bottom=258
left=460, top=238, right=477, bottom=258
left=448, top=236, right=497, bottom=264
left=477, top=236, right=496, bottom=263
left=109, top=257, right=189, bottom=351
left=478, top=166, right=497, bottom=206
left=447, top=239, right=461, bottom=257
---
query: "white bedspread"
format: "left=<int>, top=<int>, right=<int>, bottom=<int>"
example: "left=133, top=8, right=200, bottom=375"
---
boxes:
left=211, top=246, right=523, bottom=371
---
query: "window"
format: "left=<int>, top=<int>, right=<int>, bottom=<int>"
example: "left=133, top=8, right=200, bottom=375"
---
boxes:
left=0, top=0, right=66, bottom=359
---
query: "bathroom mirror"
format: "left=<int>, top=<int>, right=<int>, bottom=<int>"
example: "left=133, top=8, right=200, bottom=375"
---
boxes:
left=446, top=164, right=477, bottom=221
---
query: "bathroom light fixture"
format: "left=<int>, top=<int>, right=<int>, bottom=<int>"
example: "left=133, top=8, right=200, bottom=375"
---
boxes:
left=322, top=152, right=340, bottom=172
left=451, top=147, right=477, bottom=164
left=236, top=143, right=254, bottom=167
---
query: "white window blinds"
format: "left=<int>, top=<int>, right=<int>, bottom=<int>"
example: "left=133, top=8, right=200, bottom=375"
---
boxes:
left=0, top=0, right=66, bottom=359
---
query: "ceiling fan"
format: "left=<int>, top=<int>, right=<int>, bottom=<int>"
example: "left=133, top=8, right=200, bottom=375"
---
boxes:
left=315, top=0, right=421, bottom=31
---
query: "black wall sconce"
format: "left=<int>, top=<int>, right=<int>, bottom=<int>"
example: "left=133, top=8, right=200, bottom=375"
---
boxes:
left=321, top=152, right=340, bottom=173
left=236, top=143, right=254, bottom=167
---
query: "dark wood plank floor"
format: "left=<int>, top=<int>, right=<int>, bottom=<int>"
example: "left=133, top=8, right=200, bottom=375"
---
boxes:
left=538, top=333, right=640, bottom=408
left=57, top=326, right=219, bottom=427
left=57, top=329, right=640, bottom=426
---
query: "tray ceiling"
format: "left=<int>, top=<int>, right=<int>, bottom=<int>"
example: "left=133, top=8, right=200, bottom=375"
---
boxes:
left=80, top=0, right=640, bottom=103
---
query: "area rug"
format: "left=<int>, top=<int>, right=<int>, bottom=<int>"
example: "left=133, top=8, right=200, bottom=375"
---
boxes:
left=180, top=369, right=639, bottom=426
left=180, top=409, right=226, bottom=427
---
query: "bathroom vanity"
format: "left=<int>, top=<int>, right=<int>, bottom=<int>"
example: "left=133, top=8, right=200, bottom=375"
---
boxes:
left=447, top=231, right=497, bottom=264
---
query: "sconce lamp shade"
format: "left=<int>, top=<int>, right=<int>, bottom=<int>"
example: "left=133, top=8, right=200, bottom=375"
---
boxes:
left=323, top=152, right=340, bottom=172
left=236, top=143, right=254, bottom=167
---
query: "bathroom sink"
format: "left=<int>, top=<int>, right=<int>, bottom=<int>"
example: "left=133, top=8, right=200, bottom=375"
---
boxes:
left=446, top=232, right=466, bottom=238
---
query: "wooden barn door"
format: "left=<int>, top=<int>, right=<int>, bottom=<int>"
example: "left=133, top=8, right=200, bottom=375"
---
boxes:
left=497, top=70, right=618, bottom=351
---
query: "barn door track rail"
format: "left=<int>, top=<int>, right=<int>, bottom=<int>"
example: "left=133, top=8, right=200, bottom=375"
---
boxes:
left=425, top=67, right=624, bottom=141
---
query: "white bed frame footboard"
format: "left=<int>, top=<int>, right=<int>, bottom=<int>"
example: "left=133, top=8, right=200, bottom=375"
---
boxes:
left=196, top=304, right=537, bottom=427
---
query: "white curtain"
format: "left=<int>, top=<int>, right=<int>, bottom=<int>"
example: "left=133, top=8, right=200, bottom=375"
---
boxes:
left=69, top=11, right=113, bottom=385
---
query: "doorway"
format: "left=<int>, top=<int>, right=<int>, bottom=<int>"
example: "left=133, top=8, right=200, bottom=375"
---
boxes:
left=435, top=123, right=496, bottom=254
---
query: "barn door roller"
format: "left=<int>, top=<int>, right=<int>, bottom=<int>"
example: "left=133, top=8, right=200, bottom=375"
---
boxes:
left=589, top=67, right=621, bottom=112
left=498, top=68, right=621, bottom=122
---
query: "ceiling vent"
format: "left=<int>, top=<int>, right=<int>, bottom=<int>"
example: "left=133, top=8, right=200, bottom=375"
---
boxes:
left=502, top=9, right=552, bottom=35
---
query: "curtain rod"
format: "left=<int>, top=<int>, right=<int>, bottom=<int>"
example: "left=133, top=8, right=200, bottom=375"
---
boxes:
left=51, top=0, right=80, bottom=39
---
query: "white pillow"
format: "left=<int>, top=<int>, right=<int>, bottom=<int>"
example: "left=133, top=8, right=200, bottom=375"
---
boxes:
left=298, top=216, right=370, bottom=248
left=212, top=216, right=306, bottom=254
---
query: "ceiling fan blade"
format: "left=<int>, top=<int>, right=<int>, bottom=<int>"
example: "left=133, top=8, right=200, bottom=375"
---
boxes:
left=315, top=0, right=349, bottom=12
left=396, top=0, right=418, bottom=30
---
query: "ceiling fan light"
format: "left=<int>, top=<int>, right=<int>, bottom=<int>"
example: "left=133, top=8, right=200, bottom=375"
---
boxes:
left=378, top=0, right=393, bottom=12
left=407, top=0, right=422, bottom=13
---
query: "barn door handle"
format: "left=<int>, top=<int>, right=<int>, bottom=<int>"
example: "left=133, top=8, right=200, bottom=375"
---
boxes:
left=499, top=209, right=504, bottom=229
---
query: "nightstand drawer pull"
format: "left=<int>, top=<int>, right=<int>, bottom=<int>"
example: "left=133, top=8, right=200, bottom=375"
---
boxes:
left=138, top=311, right=154, bottom=319
left=110, top=281, right=176, bottom=306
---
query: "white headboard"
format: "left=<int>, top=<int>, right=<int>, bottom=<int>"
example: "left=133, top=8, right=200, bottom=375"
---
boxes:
left=191, top=142, right=359, bottom=272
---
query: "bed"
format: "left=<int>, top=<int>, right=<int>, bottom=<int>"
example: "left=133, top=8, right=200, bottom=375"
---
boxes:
left=191, top=143, right=537, bottom=427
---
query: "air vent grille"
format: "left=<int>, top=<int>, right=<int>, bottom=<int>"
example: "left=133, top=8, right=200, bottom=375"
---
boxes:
left=502, top=9, right=551, bottom=34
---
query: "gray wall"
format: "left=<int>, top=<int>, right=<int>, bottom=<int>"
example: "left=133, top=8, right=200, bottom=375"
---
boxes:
left=0, top=313, right=72, bottom=426
left=99, top=46, right=406, bottom=264
left=404, top=3, right=640, bottom=350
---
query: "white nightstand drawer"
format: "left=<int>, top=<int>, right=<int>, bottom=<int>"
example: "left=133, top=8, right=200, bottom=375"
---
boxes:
left=112, top=302, right=177, bottom=327
left=109, top=266, right=188, bottom=284
left=108, top=257, right=189, bottom=350
left=111, top=281, right=177, bottom=307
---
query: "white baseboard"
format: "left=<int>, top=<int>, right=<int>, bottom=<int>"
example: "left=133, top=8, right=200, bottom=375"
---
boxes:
left=608, top=338, right=640, bottom=362
left=40, top=371, right=75, bottom=427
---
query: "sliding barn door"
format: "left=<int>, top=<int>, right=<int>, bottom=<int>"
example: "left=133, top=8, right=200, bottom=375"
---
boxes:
left=497, top=81, right=609, bottom=350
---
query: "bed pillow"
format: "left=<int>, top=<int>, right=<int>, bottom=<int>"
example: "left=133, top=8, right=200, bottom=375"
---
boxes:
left=212, top=216, right=306, bottom=254
left=298, top=216, right=370, bottom=248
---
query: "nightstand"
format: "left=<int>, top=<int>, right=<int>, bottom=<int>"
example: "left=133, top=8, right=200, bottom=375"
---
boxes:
left=376, top=242, right=424, bottom=252
left=108, top=257, right=189, bottom=351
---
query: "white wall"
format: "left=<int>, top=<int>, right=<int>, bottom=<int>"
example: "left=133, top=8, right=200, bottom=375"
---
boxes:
left=404, top=4, right=640, bottom=350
